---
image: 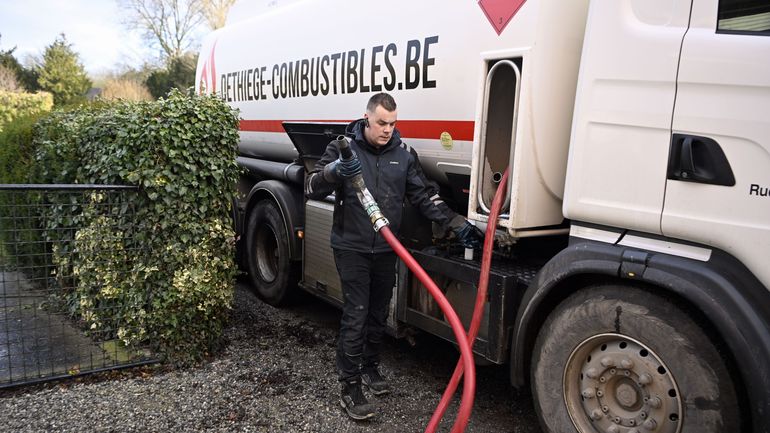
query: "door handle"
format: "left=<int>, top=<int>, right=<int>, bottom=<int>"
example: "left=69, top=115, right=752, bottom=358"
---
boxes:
left=667, top=134, right=735, bottom=186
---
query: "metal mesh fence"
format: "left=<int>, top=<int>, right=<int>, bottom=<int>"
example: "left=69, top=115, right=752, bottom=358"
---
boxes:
left=0, top=185, right=157, bottom=388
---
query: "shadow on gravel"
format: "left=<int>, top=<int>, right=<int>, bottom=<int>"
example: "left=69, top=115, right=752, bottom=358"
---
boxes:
left=241, top=282, right=544, bottom=433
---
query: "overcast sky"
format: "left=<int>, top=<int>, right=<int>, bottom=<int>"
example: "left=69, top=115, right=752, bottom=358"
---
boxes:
left=0, top=1, right=163, bottom=75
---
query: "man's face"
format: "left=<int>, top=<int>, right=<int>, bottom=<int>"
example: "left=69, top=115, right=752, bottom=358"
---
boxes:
left=363, top=105, right=397, bottom=147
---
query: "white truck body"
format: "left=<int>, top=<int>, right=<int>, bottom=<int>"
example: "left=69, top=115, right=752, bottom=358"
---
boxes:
left=197, top=1, right=770, bottom=432
left=198, top=0, right=588, bottom=236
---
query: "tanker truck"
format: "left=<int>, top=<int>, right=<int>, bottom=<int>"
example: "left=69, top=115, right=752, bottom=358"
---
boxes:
left=195, top=0, right=770, bottom=431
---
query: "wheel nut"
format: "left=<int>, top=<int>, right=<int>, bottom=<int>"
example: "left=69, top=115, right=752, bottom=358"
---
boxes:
left=601, top=357, right=616, bottom=367
left=596, top=390, right=604, bottom=397
left=643, top=419, right=657, bottom=430
left=648, top=396, right=662, bottom=409
left=582, top=388, right=596, bottom=399
left=638, top=373, right=652, bottom=385
left=602, top=405, right=609, bottom=413
left=621, top=358, right=634, bottom=369
left=610, top=368, right=617, bottom=375
left=586, top=368, right=599, bottom=379
left=591, top=409, right=603, bottom=420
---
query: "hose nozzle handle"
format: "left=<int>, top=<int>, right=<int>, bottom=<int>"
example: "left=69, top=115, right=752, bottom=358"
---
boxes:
left=334, top=135, right=355, bottom=161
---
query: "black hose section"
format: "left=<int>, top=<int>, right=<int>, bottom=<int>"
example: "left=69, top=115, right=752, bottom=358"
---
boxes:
left=336, top=135, right=355, bottom=161
left=236, top=157, right=304, bottom=185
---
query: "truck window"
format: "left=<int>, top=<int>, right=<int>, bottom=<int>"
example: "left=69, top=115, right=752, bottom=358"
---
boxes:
left=718, top=0, right=770, bottom=33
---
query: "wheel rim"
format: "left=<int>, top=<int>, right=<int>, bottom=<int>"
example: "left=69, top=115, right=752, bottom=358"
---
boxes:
left=255, top=224, right=279, bottom=283
left=563, top=333, right=682, bottom=433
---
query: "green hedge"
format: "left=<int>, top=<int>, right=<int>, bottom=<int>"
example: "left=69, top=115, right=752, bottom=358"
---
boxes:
left=0, top=113, right=43, bottom=184
left=0, top=113, right=47, bottom=273
left=0, top=90, right=53, bottom=133
left=27, top=90, right=240, bottom=364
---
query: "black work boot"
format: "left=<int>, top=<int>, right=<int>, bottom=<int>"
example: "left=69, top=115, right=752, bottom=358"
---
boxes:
left=340, top=379, right=376, bottom=420
left=362, top=365, right=391, bottom=396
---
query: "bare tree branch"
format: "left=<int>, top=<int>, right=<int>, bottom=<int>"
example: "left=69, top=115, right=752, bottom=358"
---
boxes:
left=200, top=0, right=236, bottom=30
left=119, top=0, right=205, bottom=62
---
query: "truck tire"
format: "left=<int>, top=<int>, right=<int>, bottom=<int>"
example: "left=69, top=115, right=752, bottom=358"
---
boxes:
left=531, top=284, right=741, bottom=433
left=246, top=200, right=298, bottom=306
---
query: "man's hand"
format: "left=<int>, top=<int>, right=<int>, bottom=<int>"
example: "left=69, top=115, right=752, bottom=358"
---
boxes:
left=453, top=221, right=484, bottom=249
left=337, top=154, right=362, bottom=179
left=323, top=152, right=362, bottom=182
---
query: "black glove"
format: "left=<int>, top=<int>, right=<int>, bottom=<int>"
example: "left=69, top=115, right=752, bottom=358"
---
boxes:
left=323, top=152, right=362, bottom=182
left=337, top=154, right=362, bottom=179
left=453, top=221, right=484, bottom=249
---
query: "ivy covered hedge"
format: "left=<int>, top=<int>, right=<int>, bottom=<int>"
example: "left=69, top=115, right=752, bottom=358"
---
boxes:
left=0, top=90, right=53, bottom=133
left=12, top=90, right=241, bottom=364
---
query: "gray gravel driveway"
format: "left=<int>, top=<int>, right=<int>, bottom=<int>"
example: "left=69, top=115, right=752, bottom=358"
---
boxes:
left=0, top=282, right=543, bottom=433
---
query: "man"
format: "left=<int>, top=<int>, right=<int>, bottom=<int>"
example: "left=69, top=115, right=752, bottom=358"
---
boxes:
left=305, top=93, right=482, bottom=420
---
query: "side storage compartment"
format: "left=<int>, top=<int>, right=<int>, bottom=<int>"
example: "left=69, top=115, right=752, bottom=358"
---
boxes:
left=398, top=249, right=539, bottom=363
left=302, top=199, right=342, bottom=304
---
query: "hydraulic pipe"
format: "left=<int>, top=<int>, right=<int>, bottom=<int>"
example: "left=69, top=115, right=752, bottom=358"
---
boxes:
left=335, top=136, right=476, bottom=433
left=425, top=168, right=510, bottom=433
left=236, top=157, right=305, bottom=185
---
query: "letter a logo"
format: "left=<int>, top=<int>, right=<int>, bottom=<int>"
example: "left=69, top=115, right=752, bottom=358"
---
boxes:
left=478, top=0, right=526, bottom=35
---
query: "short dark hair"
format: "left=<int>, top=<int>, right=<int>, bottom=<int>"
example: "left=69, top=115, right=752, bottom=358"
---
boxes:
left=367, top=93, right=397, bottom=112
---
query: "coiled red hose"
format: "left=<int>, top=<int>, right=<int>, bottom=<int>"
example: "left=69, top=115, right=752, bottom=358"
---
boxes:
left=425, top=168, right=510, bottom=433
left=379, top=226, right=476, bottom=433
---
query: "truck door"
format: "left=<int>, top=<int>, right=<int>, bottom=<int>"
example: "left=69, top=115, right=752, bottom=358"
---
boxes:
left=662, top=0, right=770, bottom=289
left=563, top=0, right=693, bottom=235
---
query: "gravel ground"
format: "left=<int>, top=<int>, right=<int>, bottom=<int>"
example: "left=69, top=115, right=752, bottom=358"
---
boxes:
left=0, top=282, right=543, bottom=433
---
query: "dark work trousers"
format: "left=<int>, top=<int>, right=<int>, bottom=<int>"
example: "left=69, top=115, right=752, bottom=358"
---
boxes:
left=333, top=248, right=398, bottom=382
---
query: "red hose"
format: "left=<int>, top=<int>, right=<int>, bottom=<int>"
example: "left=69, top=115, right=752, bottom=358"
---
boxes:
left=379, top=226, right=476, bottom=433
left=424, top=168, right=510, bottom=433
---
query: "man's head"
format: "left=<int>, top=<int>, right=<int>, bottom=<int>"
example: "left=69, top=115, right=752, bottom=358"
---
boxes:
left=363, top=93, right=397, bottom=147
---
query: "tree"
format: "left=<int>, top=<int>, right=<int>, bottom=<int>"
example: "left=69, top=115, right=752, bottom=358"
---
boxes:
left=0, top=65, right=21, bottom=92
left=114, top=63, right=155, bottom=84
left=36, top=34, right=92, bottom=106
left=201, top=0, right=237, bottom=30
left=101, top=78, right=153, bottom=101
left=120, top=0, right=205, bottom=62
left=119, top=0, right=236, bottom=98
left=145, top=52, right=197, bottom=98
left=0, top=34, right=39, bottom=92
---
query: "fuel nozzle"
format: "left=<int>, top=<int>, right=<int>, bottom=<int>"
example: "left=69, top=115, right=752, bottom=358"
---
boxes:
left=335, top=135, right=356, bottom=162
left=334, top=136, right=389, bottom=232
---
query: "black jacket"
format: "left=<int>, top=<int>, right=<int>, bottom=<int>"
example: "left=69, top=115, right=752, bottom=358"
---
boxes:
left=305, top=119, right=449, bottom=253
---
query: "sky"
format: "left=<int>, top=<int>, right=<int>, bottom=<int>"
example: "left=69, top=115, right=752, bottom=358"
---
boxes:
left=0, top=0, right=169, bottom=75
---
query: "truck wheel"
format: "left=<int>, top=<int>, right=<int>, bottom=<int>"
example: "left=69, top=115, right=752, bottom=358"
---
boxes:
left=532, top=284, right=741, bottom=433
left=246, top=200, right=297, bottom=306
